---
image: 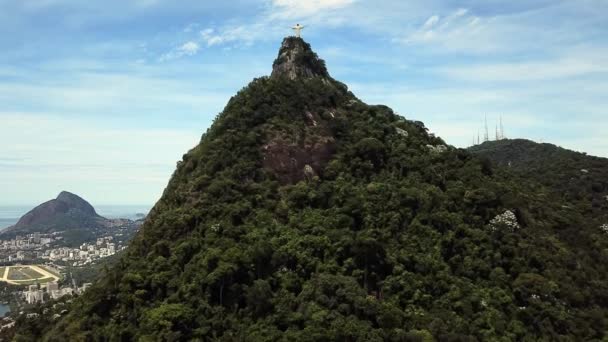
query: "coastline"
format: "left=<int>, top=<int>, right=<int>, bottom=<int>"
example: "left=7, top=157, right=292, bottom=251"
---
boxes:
left=0, top=219, right=17, bottom=231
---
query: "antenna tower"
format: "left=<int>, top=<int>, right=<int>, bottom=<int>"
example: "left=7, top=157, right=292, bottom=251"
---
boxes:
left=484, top=115, right=489, bottom=142
left=500, top=115, right=505, bottom=140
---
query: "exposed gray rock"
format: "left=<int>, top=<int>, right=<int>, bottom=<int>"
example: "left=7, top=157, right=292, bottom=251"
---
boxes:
left=346, top=99, right=360, bottom=107
left=303, top=164, right=316, bottom=180
left=412, top=121, right=426, bottom=130
left=271, top=37, right=329, bottom=80
left=427, top=144, right=448, bottom=153
left=395, top=127, right=409, bottom=137
left=305, top=111, right=318, bottom=126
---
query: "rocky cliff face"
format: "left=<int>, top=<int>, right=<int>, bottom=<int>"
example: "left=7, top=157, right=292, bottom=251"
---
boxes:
left=264, top=37, right=340, bottom=183
left=271, top=37, right=329, bottom=80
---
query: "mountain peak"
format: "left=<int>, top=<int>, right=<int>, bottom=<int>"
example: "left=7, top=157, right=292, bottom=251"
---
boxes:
left=56, top=190, right=81, bottom=201
left=271, top=37, right=329, bottom=80
left=56, top=191, right=98, bottom=216
left=2, top=191, right=104, bottom=235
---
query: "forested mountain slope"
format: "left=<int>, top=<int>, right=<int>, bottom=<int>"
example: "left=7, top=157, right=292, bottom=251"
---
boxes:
left=470, top=139, right=608, bottom=223
left=13, top=38, right=608, bottom=341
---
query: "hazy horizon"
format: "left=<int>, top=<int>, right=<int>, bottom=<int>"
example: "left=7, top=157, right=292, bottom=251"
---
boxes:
left=0, top=203, right=152, bottom=210
left=0, top=204, right=152, bottom=230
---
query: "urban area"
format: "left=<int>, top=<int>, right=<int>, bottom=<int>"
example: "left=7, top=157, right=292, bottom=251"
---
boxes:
left=0, top=221, right=141, bottom=333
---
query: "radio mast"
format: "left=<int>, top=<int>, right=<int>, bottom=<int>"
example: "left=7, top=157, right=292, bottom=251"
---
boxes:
left=500, top=115, right=505, bottom=139
left=484, top=115, right=489, bottom=142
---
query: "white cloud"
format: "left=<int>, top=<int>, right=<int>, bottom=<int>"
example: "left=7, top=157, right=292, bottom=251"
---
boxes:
left=453, top=8, right=468, bottom=17
left=200, top=27, right=248, bottom=47
left=191, top=0, right=357, bottom=50
left=441, top=60, right=604, bottom=82
left=440, top=49, right=608, bottom=81
left=159, top=41, right=200, bottom=62
left=385, top=2, right=608, bottom=56
left=0, top=72, right=227, bottom=116
left=134, top=0, right=161, bottom=8
left=0, top=59, right=268, bottom=205
left=402, top=8, right=484, bottom=47
left=0, top=112, right=201, bottom=205
left=269, top=0, right=355, bottom=18
left=180, top=41, right=200, bottom=54
left=423, top=15, right=439, bottom=30
left=183, top=23, right=199, bottom=33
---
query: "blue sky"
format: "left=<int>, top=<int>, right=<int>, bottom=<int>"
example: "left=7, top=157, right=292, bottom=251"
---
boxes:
left=1, top=0, right=607, bottom=206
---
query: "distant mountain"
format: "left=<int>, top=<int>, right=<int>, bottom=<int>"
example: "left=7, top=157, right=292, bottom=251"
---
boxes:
left=469, top=139, right=608, bottom=219
left=2, top=191, right=108, bottom=235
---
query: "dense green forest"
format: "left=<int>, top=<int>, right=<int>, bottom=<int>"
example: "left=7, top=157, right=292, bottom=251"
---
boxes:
left=470, top=139, right=608, bottom=223
left=11, top=38, right=608, bottom=341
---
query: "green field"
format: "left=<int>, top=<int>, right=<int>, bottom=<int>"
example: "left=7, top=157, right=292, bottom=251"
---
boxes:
left=8, top=267, right=44, bottom=281
left=0, top=265, right=62, bottom=286
left=38, top=265, right=61, bottom=278
left=11, top=277, right=55, bottom=285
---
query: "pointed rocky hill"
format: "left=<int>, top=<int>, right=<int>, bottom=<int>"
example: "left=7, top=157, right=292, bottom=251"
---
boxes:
left=15, top=38, right=608, bottom=341
left=271, top=37, right=329, bottom=80
left=2, top=191, right=108, bottom=235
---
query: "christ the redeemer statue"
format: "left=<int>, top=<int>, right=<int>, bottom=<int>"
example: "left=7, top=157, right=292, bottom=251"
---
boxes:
left=292, top=24, right=305, bottom=38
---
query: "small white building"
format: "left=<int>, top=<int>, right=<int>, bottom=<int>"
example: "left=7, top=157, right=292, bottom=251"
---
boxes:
left=24, top=285, right=44, bottom=305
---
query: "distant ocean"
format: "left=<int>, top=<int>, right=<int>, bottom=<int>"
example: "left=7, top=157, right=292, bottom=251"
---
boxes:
left=0, top=205, right=152, bottom=230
